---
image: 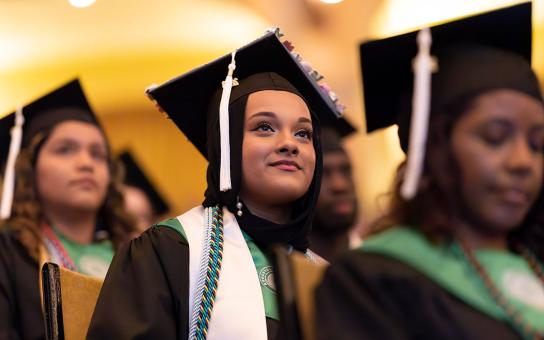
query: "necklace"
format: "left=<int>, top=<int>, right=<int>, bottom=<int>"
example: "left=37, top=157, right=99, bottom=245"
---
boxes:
left=42, top=223, right=78, bottom=271
left=457, top=238, right=544, bottom=340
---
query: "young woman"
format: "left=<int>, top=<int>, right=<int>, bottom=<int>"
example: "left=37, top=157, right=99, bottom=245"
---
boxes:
left=0, top=79, right=134, bottom=340
left=316, top=4, right=544, bottom=339
left=88, top=30, right=349, bottom=339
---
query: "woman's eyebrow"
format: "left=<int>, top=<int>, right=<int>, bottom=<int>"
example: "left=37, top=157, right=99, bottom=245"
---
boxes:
left=298, top=117, right=312, bottom=124
left=247, top=111, right=277, bottom=120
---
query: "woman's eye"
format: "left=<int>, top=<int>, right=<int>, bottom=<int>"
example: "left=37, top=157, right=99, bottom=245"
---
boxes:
left=91, top=149, right=108, bottom=162
left=480, top=127, right=509, bottom=147
left=295, top=129, right=313, bottom=140
left=529, top=135, right=544, bottom=153
left=254, top=122, right=274, bottom=133
left=54, top=144, right=75, bottom=155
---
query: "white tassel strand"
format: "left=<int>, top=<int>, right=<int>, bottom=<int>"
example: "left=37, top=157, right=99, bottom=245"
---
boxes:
left=1, top=106, right=25, bottom=219
left=401, top=28, right=436, bottom=200
left=219, top=51, right=237, bottom=192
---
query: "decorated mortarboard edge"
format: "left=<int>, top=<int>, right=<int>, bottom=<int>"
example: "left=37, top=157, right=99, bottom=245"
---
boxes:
left=0, top=79, right=98, bottom=219
left=359, top=2, right=535, bottom=199
left=117, top=151, right=170, bottom=216
left=145, top=27, right=355, bottom=193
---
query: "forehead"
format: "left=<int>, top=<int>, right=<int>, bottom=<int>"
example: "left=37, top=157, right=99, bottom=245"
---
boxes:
left=48, top=120, right=106, bottom=143
left=460, top=89, right=544, bottom=126
left=245, top=90, right=311, bottom=120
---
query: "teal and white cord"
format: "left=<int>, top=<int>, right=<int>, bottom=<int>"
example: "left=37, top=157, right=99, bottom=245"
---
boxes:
left=189, top=206, right=224, bottom=340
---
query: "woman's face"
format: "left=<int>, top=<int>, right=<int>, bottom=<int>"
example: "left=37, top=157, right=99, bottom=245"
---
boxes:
left=35, top=120, right=111, bottom=214
left=451, top=89, right=544, bottom=234
left=240, top=90, right=316, bottom=207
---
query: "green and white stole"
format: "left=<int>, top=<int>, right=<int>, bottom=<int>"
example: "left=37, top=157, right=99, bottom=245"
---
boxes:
left=360, top=227, right=544, bottom=337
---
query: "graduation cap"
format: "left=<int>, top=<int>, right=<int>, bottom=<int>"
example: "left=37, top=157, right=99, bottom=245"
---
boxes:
left=359, top=2, right=540, bottom=199
left=146, top=28, right=355, bottom=193
left=0, top=79, right=99, bottom=219
left=117, top=151, right=170, bottom=216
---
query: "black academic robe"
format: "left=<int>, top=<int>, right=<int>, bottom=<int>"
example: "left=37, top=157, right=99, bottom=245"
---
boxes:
left=315, top=251, right=521, bottom=340
left=0, top=228, right=45, bottom=340
left=88, top=225, right=280, bottom=339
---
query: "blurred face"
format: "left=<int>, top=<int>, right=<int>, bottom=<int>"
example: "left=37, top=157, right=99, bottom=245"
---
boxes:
left=451, top=89, right=544, bottom=234
left=240, top=90, right=316, bottom=207
left=123, top=185, right=154, bottom=233
left=314, top=150, right=357, bottom=234
left=35, top=121, right=110, bottom=214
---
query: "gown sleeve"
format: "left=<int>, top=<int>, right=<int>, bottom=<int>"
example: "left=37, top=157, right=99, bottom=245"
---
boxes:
left=87, top=226, right=190, bottom=340
left=315, top=251, right=520, bottom=340
left=0, top=228, right=46, bottom=340
left=0, top=231, right=22, bottom=340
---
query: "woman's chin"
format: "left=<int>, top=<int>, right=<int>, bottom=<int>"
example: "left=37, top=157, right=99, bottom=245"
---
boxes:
left=258, top=184, right=308, bottom=206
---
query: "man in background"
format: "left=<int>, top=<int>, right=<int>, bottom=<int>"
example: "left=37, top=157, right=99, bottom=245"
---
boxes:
left=310, top=127, right=362, bottom=261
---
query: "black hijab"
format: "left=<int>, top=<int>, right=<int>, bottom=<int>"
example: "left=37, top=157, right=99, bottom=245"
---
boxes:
left=202, top=72, right=322, bottom=251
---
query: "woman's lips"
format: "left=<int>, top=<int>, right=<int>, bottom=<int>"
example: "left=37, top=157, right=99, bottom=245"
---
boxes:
left=269, top=160, right=301, bottom=172
left=70, top=178, right=98, bottom=189
left=497, top=187, right=530, bottom=206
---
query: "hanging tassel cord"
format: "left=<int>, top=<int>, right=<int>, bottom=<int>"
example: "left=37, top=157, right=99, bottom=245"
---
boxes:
left=401, top=28, right=436, bottom=200
left=219, top=51, right=237, bottom=192
left=1, top=106, right=25, bottom=219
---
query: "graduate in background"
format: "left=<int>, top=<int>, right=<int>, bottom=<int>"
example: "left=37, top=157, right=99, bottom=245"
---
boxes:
left=117, top=150, right=170, bottom=235
left=0, top=79, right=134, bottom=340
left=88, top=29, right=349, bottom=340
left=316, top=3, right=544, bottom=339
left=310, top=125, right=361, bottom=262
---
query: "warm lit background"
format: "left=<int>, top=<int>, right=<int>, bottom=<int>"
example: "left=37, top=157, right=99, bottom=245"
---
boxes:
left=1, top=0, right=543, bottom=222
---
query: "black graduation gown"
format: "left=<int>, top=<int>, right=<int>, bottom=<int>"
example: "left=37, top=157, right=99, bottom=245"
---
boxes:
left=315, top=251, right=521, bottom=340
left=0, top=228, right=45, bottom=340
left=87, top=225, right=280, bottom=339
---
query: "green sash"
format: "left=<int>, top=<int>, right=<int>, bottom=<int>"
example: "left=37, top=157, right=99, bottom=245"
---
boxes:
left=360, top=227, right=544, bottom=336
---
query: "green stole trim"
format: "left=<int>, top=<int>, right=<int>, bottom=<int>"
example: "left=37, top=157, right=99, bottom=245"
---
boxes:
left=155, top=218, right=187, bottom=240
left=242, top=231, right=280, bottom=321
left=360, top=227, right=544, bottom=335
left=155, top=218, right=279, bottom=320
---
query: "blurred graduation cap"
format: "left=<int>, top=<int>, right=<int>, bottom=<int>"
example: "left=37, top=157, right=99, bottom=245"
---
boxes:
left=0, top=79, right=98, bottom=219
left=359, top=2, right=539, bottom=199
left=117, top=151, right=170, bottom=216
left=361, top=2, right=533, bottom=135
left=146, top=28, right=355, bottom=192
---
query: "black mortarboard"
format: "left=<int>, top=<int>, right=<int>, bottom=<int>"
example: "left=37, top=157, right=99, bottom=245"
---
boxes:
left=118, top=151, right=170, bottom=216
left=361, top=2, right=537, bottom=138
left=0, top=78, right=99, bottom=219
left=0, top=79, right=98, bottom=163
left=147, top=29, right=355, bottom=158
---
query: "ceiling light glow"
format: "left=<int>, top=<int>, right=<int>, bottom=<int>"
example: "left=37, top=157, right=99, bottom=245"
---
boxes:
left=69, top=0, right=96, bottom=8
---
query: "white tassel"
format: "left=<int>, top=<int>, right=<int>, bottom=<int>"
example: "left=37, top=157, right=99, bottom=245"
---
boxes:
left=1, top=106, right=25, bottom=219
left=219, top=51, right=237, bottom=192
left=401, top=28, right=436, bottom=200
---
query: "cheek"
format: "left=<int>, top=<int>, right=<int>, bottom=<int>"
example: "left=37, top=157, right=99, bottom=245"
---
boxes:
left=97, top=163, right=111, bottom=190
left=303, top=144, right=316, bottom=178
left=35, top=156, right=67, bottom=192
left=242, top=136, right=271, bottom=171
left=536, top=157, right=544, bottom=187
left=452, top=134, right=494, bottom=194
